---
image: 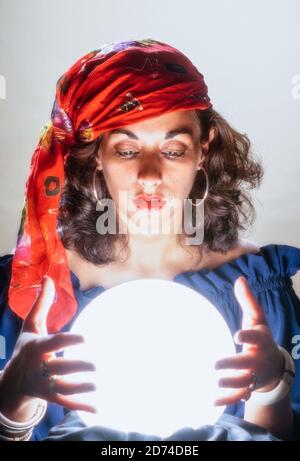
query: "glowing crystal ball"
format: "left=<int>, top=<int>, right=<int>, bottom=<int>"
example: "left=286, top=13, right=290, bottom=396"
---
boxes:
left=64, top=279, right=235, bottom=438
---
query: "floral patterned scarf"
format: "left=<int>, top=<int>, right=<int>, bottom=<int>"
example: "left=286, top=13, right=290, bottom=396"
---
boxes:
left=8, top=38, right=212, bottom=332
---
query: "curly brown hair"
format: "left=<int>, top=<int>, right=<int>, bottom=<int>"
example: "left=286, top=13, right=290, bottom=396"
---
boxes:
left=57, top=108, right=264, bottom=265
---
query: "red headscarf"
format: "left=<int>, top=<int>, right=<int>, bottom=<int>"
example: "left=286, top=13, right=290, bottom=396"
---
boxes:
left=8, top=38, right=212, bottom=332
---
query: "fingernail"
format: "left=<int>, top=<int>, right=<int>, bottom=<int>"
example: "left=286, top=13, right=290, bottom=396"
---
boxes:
left=42, top=275, right=51, bottom=286
left=234, top=331, right=242, bottom=344
left=87, top=383, right=97, bottom=391
left=74, top=336, right=85, bottom=344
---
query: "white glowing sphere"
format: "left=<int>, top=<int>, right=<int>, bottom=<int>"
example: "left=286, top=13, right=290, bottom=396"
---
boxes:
left=64, top=279, right=235, bottom=438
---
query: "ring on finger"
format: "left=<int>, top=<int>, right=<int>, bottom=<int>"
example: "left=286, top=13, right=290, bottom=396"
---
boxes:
left=248, top=371, right=258, bottom=392
left=40, top=359, right=51, bottom=378
left=241, top=388, right=252, bottom=402
left=241, top=371, right=259, bottom=402
left=48, top=375, right=57, bottom=396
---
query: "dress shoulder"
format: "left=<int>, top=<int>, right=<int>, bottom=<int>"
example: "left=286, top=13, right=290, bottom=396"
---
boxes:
left=187, top=244, right=300, bottom=293
left=231, top=243, right=300, bottom=280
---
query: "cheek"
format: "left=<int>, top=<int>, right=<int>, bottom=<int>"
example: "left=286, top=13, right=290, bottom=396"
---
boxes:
left=103, top=164, right=135, bottom=197
left=168, top=164, right=198, bottom=194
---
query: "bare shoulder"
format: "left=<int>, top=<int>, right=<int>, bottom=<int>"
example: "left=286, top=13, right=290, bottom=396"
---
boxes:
left=235, top=238, right=261, bottom=255
left=201, top=239, right=261, bottom=271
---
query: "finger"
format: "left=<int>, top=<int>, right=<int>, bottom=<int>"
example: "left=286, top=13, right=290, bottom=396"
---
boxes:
left=23, top=276, right=55, bottom=335
left=37, top=333, right=84, bottom=354
left=51, top=394, right=97, bottom=414
left=234, top=276, right=267, bottom=329
left=214, top=388, right=248, bottom=406
left=215, top=353, right=254, bottom=370
left=218, top=371, right=254, bottom=389
left=50, top=379, right=96, bottom=396
left=234, top=328, right=265, bottom=347
left=46, top=359, right=96, bottom=376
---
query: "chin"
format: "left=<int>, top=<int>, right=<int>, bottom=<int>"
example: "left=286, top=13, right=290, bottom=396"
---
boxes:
left=117, top=205, right=180, bottom=236
left=131, top=220, right=162, bottom=236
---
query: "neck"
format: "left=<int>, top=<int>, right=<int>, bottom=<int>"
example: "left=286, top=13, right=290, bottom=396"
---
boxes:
left=65, top=233, right=204, bottom=290
left=119, top=232, right=199, bottom=273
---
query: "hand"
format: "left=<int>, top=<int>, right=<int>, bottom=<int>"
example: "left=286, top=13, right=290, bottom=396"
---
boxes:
left=214, top=276, right=284, bottom=406
left=0, top=276, right=97, bottom=420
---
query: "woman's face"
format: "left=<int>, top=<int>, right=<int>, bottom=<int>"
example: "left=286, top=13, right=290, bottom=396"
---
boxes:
left=97, top=109, right=204, bottom=236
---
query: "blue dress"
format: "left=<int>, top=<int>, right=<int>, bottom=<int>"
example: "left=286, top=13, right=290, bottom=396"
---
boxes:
left=1, top=243, right=300, bottom=440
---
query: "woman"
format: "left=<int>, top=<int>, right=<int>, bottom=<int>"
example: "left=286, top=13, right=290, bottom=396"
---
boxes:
left=0, top=38, right=299, bottom=441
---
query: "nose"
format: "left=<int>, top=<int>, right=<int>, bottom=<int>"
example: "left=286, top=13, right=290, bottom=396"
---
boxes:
left=137, top=154, right=162, bottom=193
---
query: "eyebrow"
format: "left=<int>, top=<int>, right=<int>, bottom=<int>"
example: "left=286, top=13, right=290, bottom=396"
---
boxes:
left=109, top=126, right=195, bottom=140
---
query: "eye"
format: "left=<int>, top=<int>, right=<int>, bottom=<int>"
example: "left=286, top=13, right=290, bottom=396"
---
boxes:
left=114, top=150, right=186, bottom=160
left=114, top=150, right=139, bottom=159
left=162, top=151, right=186, bottom=159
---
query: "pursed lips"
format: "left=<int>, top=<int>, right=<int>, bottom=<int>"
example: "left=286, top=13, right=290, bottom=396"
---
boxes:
left=133, top=194, right=166, bottom=210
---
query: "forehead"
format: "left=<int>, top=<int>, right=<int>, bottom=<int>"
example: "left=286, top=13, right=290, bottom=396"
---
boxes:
left=104, top=109, right=200, bottom=140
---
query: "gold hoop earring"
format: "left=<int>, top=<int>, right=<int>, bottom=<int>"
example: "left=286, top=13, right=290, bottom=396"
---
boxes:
left=92, top=168, right=107, bottom=206
left=191, top=166, right=209, bottom=207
